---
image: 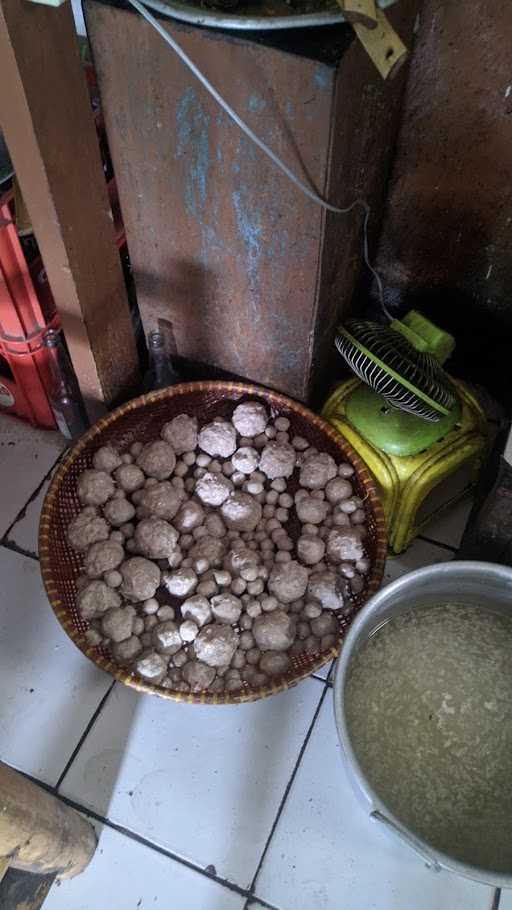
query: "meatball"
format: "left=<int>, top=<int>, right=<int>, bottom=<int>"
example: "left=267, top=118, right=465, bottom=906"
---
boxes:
left=67, top=507, right=110, bottom=552
left=195, top=472, right=233, bottom=507
left=137, top=481, right=181, bottom=521
left=164, top=568, right=198, bottom=599
left=299, top=453, right=337, bottom=490
left=297, top=535, right=326, bottom=566
left=231, top=447, right=260, bottom=475
left=307, top=570, right=345, bottom=611
left=104, top=498, right=136, bottom=528
left=189, top=536, right=225, bottom=567
left=181, top=595, right=212, bottom=628
left=101, top=605, right=136, bottom=642
left=296, top=495, right=329, bottom=526
left=77, top=580, right=121, bottom=620
left=268, top=560, right=308, bottom=604
left=210, top=593, right=242, bottom=624
left=112, top=636, right=142, bottom=663
left=179, top=620, right=199, bottom=643
left=221, top=492, right=262, bottom=531
left=224, top=546, right=260, bottom=576
left=310, top=611, right=339, bottom=637
left=85, top=540, right=125, bottom=578
left=77, top=469, right=115, bottom=506
left=135, top=651, right=167, bottom=684
left=198, top=419, right=237, bottom=458
left=325, top=477, right=353, bottom=504
left=194, top=623, right=239, bottom=667
left=161, top=414, right=198, bottom=453
left=182, top=660, right=216, bottom=692
left=114, top=463, right=145, bottom=493
left=134, top=518, right=179, bottom=560
left=174, top=500, right=205, bottom=532
left=205, top=514, right=226, bottom=539
left=152, top=621, right=182, bottom=655
left=259, top=652, right=290, bottom=676
left=136, top=440, right=176, bottom=480
left=326, top=528, right=364, bottom=564
left=93, top=445, right=122, bottom=474
left=259, top=442, right=296, bottom=480
left=232, top=401, right=268, bottom=437
left=253, top=610, right=296, bottom=651
left=119, top=557, right=161, bottom=601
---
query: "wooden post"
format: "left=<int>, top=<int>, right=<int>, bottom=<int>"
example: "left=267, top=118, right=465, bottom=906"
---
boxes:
left=0, top=762, right=96, bottom=879
left=0, top=0, right=140, bottom=419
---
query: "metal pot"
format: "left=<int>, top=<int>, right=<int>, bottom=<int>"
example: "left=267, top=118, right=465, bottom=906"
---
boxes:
left=333, top=561, right=512, bottom=888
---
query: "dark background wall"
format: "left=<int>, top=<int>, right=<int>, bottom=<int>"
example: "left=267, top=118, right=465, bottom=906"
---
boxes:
left=375, top=0, right=512, bottom=412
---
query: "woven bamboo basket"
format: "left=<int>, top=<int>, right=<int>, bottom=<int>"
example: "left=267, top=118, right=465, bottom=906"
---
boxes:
left=39, top=381, right=387, bottom=705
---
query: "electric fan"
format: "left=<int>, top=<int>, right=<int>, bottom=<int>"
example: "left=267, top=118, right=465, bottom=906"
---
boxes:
left=326, top=309, right=487, bottom=553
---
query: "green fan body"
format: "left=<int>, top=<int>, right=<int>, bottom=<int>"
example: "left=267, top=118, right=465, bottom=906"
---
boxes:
left=334, top=311, right=459, bottom=457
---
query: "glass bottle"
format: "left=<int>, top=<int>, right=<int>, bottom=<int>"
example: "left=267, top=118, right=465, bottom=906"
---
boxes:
left=142, top=329, right=181, bottom=392
left=42, top=329, right=90, bottom=440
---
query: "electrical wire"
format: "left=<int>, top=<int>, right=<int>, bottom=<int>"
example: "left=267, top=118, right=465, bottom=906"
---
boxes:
left=125, top=0, right=391, bottom=319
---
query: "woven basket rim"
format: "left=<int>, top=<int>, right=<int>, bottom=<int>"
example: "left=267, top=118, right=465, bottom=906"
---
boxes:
left=39, top=380, right=387, bottom=705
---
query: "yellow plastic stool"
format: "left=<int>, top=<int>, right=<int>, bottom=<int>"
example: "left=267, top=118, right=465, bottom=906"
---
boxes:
left=322, top=378, right=487, bottom=553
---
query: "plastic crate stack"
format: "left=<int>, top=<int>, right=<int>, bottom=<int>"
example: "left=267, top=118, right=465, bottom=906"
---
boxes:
left=0, top=191, right=59, bottom=427
left=0, top=64, right=126, bottom=429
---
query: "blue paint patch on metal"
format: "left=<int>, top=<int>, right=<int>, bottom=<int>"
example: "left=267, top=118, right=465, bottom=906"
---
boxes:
left=314, top=66, right=330, bottom=90
left=175, top=87, right=211, bottom=219
left=232, top=181, right=263, bottom=325
left=248, top=92, right=266, bottom=113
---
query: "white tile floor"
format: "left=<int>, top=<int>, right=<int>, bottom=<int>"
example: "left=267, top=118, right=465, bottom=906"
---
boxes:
left=0, top=412, right=503, bottom=910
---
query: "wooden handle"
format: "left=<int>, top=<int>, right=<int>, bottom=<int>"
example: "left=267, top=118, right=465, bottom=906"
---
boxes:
left=339, top=0, right=377, bottom=29
left=353, top=7, right=409, bottom=80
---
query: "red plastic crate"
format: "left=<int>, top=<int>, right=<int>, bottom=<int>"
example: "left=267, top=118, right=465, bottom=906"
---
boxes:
left=0, top=179, right=126, bottom=429
left=0, top=192, right=59, bottom=427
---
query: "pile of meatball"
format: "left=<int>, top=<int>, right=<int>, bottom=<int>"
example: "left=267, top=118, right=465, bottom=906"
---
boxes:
left=68, top=400, right=370, bottom=696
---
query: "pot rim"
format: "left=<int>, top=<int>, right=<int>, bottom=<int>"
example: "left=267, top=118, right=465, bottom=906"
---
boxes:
left=333, top=560, right=512, bottom=888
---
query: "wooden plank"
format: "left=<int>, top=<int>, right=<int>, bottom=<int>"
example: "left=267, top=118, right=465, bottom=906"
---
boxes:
left=0, top=762, right=96, bottom=879
left=311, top=0, right=420, bottom=402
left=0, top=0, right=140, bottom=419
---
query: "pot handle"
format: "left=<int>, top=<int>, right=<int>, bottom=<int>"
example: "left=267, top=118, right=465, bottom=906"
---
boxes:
left=370, top=810, right=442, bottom=872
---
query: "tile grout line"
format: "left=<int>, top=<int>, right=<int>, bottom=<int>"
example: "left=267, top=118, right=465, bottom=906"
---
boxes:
left=55, top=681, right=117, bottom=791
left=6, top=679, right=328, bottom=910
left=491, top=888, right=501, bottom=910
left=11, top=762, right=254, bottom=901
left=416, top=533, right=458, bottom=554
left=58, top=794, right=251, bottom=899
left=0, top=539, right=40, bottom=562
left=245, top=683, right=330, bottom=906
left=1, top=443, right=67, bottom=549
left=245, top=896, right=284, bottom=910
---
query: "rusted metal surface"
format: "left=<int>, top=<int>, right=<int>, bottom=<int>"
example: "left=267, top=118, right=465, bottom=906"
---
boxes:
left=86, top=3, right=416, bottom=401
left=0, top=0, right=140, bottom=419
left=375, top=0, right=512, bottom=408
